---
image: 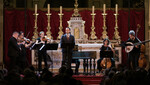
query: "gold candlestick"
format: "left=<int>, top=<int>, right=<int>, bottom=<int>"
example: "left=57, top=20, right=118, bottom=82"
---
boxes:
left=57, top=6, right=64, bottom=40
left=101, top=4, right=108, bottom=39
left=90, top=6, right=97, bottom=40
left=113, top=4, right=120, bottom=41
left=32, top=4, right=39, bottom=41
left=46, top=4, right=53, bottom=39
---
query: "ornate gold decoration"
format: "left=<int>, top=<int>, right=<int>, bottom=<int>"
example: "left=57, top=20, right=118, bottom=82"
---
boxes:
left=74, top=27, right=80, bottom=39
left=46, top=4, right=53, bottom=39
left=57, top=6, right=64, bottom=40
left=113, top=4, right=121, bottom=41
left=72, top=0, right=80, bottom=17
left=32, top=4, right=39, bottom=41
left=90, top=6, right=97, bottom=40
left=101, top=4, right=108, bottom=39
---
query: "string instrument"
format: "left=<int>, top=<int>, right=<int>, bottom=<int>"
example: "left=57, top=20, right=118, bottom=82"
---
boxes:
left=22, top=37, right=31, bottom=44
left=125, top=40, right=150, bottom=53
left=21, top=32, right=31, bottom=44
left=42, top=36, right=47, bottom=41
left=42, top=36, right=52, bottom=43
left=138, top=44, right=147, bottom=68
left=135, top=24, right=147, bottom=68
left=100, top=57, right=112, bottom=69
left=100, top=49, right=112, bottom=69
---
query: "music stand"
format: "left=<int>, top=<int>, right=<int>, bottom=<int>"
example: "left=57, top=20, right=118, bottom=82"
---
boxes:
left=44, top=43, right=58, bottom=72
left=61, top=43, right=75, bottom=68
left=30, top=43, right=43, bottom=72
left=31, top=43, right=58, bottom=72
left=61, top=43, right=75, bottom=49
left=100, top=51, right=113, bottom=69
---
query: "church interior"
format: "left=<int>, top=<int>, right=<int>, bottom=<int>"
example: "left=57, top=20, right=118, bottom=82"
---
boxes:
left=0, top=0, right=150, bottom=85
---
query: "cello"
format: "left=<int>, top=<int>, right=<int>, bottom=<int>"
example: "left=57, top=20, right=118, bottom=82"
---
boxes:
left=136, top=24, right=147, bottom=68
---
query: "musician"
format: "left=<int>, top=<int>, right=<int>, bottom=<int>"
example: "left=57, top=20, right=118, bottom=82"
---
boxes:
left=127, top=30, right=141, bottom=70
left=97, top=38, right=115, bottom=73
left=17, top=31, right=32, bottom=70
left=60, top=27, right=75, bottom=69
left=8, top=31, right=20, bottom=70
left=36, top=31, right=48, bottom=71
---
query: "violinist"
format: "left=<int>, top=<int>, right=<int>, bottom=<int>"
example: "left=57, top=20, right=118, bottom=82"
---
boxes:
left=36, top=31, right=48, bottom=71
left=17, top=31, right=32, bottom=71
left=97, top=38, right=115, bottom=73
left=8, top=31, right=20, bottom=71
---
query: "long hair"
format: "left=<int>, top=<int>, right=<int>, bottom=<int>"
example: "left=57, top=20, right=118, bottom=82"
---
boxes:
left=103, top=38, right=110, bottom=45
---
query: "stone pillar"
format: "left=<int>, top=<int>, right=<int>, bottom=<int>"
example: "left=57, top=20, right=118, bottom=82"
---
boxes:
left=145, top=0, right=150, bottom=70
left=0, top=0, right=3, bottom=69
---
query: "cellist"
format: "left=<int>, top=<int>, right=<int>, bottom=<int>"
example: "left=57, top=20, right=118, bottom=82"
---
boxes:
left=97, top=38, right=115, bottom=73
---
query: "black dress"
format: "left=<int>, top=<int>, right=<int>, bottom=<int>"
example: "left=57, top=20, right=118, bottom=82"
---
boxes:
left=97, top=45, right=115, bottom=72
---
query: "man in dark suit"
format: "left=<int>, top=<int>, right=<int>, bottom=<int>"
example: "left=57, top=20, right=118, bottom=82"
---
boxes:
left=8, top=31, right=20, bottom=70
left=60, top=27, right=75, bottom=69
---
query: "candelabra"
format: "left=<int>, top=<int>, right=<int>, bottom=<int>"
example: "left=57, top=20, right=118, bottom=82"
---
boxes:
left=113, top=14, right=120, bottom=40
left=101, top=4, right=108, bottom=39
left=90, top=6, right=97, bottom=40
left=46, top=4, right=53, bottom=39
left=32, top=4, right=39, bottom=41
left=57, top=6, right=64, bottom=40
left=113, top=4, right=121, bottom=42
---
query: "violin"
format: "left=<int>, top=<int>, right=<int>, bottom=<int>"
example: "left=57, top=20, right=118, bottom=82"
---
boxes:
left=42, top=36, right=47, bottom=41
left=41, top=36, right=52, bottom=43
left=21, top=37, right=31, bottom=44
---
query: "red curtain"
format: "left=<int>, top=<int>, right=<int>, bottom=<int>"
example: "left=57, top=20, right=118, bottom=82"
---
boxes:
left=4, top=9, right=145, bottom=68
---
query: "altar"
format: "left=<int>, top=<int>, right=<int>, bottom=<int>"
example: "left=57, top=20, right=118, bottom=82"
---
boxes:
left=31, top=42, right=122, bottom=72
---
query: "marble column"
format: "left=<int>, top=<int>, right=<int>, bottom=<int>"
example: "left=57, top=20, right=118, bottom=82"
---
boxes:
left=0, top=0, right=3, bottom=69
left=145, top=0, right=150, bottom=70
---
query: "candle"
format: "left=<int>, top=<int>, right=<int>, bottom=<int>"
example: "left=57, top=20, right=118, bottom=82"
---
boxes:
left=35, top=4, right=37, bottom=14
left=48, top=4, right=50, bottom=14
left=60, top=6, right=62, bottom=14
left=92, top=6, right=95, bottom=14
left=115, top=4, right=118, bottom=14
left=103, top=4, right=106, bottom=14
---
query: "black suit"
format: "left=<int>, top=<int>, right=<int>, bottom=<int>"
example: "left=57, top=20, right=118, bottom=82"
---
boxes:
left=18, top=44, right=27, bottom=70
left=8, top=37, right=20, bottom=70
left=60, top=34, right=75, bottom=69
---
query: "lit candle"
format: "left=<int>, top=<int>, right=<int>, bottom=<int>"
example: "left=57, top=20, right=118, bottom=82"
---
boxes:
left=115, top=4, right=118, bottom=14
left=60, top=6, right=62, bottom=14
left=103, top=4, right=106, bottom=14
left=92, top=6, right=95, bottom=14
left=35, top=4, right=37, bottom=14
left=48, top=4, right=50, bottom=14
